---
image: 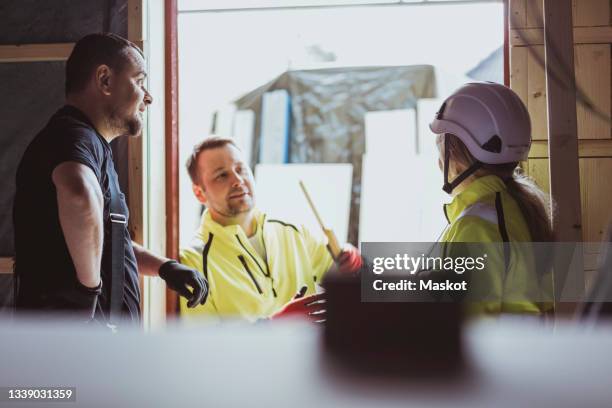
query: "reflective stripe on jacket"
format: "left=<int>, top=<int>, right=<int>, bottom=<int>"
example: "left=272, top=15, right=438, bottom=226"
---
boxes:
left=441, top=175, right=550, bottom=315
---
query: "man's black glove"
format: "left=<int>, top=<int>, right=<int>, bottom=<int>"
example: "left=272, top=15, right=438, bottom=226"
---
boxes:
left=159, top=260, right=208, bottom=308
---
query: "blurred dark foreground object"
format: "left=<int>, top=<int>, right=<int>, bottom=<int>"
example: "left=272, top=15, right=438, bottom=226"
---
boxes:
left=322, top=264, right=464, bottom=375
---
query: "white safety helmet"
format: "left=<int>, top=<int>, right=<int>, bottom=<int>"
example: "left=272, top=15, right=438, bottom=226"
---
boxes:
left=430, top=82, right=531, bottom=165
left=429, top=82, right=531, bottom=193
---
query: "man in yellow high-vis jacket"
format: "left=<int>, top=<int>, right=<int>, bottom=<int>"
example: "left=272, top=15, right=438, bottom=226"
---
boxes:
left=179, top=137, right=362, bottom=322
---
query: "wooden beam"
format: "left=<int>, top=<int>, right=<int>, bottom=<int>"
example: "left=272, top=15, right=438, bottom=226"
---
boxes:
left=529, top=140, right=612, bottom=158
left=128, top=0, right=145, bottom=44
left=127, top=0, right=145, bottom=247
left=510, top=25, right=612, bottom=46
left=543, top=0, right=584, bottom=310
left=165, top=0, right=180, bottom=318
left=127, top=0, right=145, bottom=231
left=0, top=43, right=74, bottom=62
left=504, top=0, right=510, bottom=86
left=128, top=0, right=147, bottom=320
left=0, top=258, right=13, bottom=275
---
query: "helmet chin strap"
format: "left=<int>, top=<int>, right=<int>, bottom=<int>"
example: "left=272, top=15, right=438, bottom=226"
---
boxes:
left=442, top=135, right=482, bottom=194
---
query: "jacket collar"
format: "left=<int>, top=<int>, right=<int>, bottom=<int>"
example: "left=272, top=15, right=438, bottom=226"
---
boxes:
left=198, top=209, right=265, bottom=240
left=443, top=175, right=506, bottom=224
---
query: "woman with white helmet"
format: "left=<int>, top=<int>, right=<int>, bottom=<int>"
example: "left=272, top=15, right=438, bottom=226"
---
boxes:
left=429, top=81, right=553, bottom=315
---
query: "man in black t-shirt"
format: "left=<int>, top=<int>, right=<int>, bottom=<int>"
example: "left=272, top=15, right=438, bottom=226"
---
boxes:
left=13, top=33, right=207, bottom=325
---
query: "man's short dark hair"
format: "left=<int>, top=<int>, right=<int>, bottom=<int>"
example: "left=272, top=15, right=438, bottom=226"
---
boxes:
left=186, top=137, right=239, bottom=185
left=65, top=33, right=142, bottom=95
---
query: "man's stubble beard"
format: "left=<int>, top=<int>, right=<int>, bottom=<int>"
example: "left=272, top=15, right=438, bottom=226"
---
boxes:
left=226, top=197, right=254, bottom=217
left=210, top=195, right=254, bottom=218
left=107, top=106, right=143, bottom=138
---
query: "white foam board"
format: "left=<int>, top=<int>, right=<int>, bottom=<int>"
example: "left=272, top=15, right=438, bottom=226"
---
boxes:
left=259, top=89, right=290, bottom=163
left=360, top=108, right=447, bottom=243
left=254, top=163, right=353, bottom=243
left=232, top=109, right=255, bottom=166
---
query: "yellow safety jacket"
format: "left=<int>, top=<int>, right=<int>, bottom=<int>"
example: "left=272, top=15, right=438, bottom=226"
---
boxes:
left=441, top=175, right=551, bottom=315
left=180, top=210, right=333, bottom=322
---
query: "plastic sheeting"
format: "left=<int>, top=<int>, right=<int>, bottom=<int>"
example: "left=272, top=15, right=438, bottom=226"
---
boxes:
left=234, top=66, right=436, bottom=243
left=0, top=62, right=66, bottom=256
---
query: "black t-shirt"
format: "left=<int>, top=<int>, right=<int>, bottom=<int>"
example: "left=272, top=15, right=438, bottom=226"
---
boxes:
left=13, top=105, right=140, bottom=322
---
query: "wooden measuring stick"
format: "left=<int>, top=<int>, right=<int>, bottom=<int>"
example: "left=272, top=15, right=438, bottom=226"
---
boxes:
left=299, top=180, right=342, bottom=259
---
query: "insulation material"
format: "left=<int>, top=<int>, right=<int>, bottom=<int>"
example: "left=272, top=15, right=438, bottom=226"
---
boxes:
left=0, top=62, right=66, bottom=256
left=254, top=164, right=353, bottom=243
left=360, top=109, right=416, bottom=242
left=213, top=103, right=237, bottom=137
left=235, top=66, right=436, bottom=243
left=417, top=98, right=450, bottom=235
left=360, top=105, right=447, bottom=243
left=232, top=110, right=256, bottom=168
left=0, top=0, right=127, bottom=45
left=259, top=90, right=291, bottom=163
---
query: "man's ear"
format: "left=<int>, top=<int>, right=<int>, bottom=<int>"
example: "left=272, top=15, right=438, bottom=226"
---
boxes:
left=95, top=65, right=113, bottom=96
left=192, top=183, right=208, bottom=206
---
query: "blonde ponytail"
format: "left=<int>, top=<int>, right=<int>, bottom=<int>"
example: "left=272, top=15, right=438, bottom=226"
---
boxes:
left=504, top=169, right=554, bottom=242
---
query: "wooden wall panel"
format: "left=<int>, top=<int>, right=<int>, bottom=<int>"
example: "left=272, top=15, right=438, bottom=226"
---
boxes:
left=528, top=158, right=612, bottom=243
left=575, top=44, right=611, bottom=139
left=510, top=0, right=527, bottom=28
left=0, top=258, right=13, bottom=274
left=527, top=46, right=549, bottom=140
left=512, top=0, right=612, bottom=305
left=527, top=157, right=609, bottom=280
left=512, top=0, right=611, bottom=29
left=510, top=46, right=529, bottom=105
left=526, top=0, right=544, bottom=28
left=0, top=43, right=73, bottom=62
left=579, top=158, right=612, bottom=243
left=521, top=43, right=611, bottom=140
left=573, top=0, right=610, bottom=27
left=511, top=26, right=612, bottom=46
left=579, top=157, right=611, bottom=289
left=529, top=139, right=612, bottom=157
left=527, top=158, right=550, bottom=193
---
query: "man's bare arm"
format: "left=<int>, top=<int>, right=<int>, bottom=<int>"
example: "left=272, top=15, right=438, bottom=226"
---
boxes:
left=52, top=162, right=103, bottom=288
left=132, top=242, right=169, bottom=276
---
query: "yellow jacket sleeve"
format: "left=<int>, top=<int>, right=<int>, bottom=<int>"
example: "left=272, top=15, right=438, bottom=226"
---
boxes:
left=444, top=216, right=505, bottom=315
left=300, top=226, right=334, bottom=285
left=444, top=216, right=541, bottom=315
